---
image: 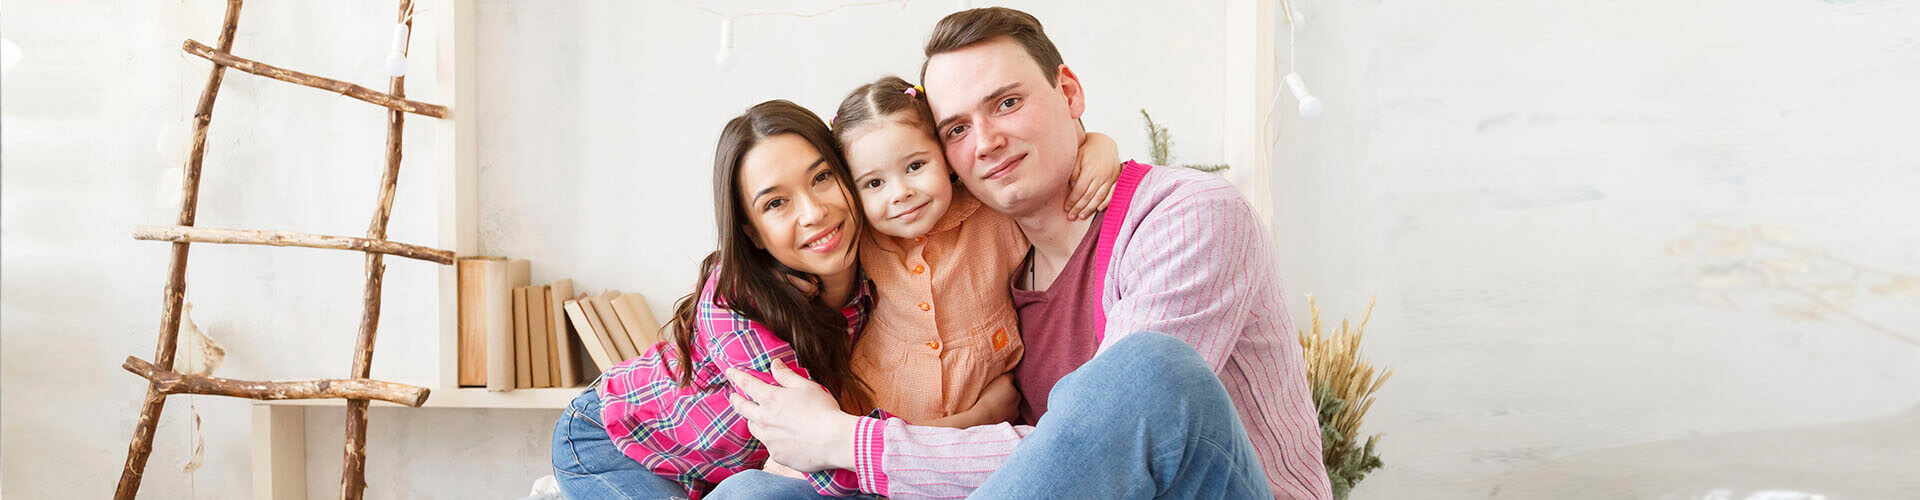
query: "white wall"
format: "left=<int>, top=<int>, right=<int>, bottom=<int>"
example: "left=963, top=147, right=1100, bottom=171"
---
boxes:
left=474, top=0, right=1241, bottom=308
left=19, top=1, right=1911, bottom=499
left=2, top=1, right=1248, bottom=498
left=1268, top=1, right=1920, bottom=498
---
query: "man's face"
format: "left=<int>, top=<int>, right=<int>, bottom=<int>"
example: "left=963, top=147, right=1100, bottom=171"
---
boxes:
left=923, top=37, right=1085, bottom=218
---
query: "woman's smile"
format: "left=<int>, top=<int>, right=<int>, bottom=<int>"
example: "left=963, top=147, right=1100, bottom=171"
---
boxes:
left=800, top=221, right=846, bottom=253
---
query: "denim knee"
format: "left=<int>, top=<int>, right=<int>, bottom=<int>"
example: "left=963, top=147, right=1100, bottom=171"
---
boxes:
left=705, top=470, right=792, bottom=499
left=1050, top=332, right=1218, bottom=414
left=1092, top=332, right=1212, bottom=387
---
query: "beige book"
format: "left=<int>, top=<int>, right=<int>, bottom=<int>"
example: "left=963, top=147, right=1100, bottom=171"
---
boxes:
left=563, top=299, right=617, bottom=372
left=526, top=284, right=553, bottom=388
left=455, top=257, right=504, bottom=387
left=512, top=286, right=533, bottom=388
left=460, top=258, right=529, bottom=391
left=588, top=292, right=640, bottom=361
left=549, top=279, right=583, bottom=386
left=613, top=292, right=663, bottom=352
left=493, top=259, right=530, bottom=391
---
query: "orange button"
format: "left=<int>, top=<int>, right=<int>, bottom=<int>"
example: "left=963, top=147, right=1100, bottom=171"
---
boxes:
left=912, top=265, right=926, bottom=274
left=914, top=236, right=925, bottom=242
left=925, top=341, right=941, bottom=350
left=917, top=302, right=931, bottom=311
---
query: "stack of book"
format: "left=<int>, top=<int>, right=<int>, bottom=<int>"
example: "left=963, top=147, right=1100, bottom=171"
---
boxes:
left=457, top=257, right=665, bottom=390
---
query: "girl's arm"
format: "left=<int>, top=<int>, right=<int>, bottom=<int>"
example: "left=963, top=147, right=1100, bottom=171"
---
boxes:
left=920, top=373, right=1021, bottom=429
left=1064, top=131, right=1122, bottom=221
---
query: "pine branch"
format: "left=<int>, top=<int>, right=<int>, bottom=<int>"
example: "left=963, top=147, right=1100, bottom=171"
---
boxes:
left=1140, top=108, right=1173, bottom=166
left=1140, top=108, right=1230, bottom=173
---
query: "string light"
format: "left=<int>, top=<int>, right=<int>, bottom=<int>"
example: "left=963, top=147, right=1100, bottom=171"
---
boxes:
left=1264, top=0, right=1319, bottom=151
left=384, top=24, right=409, bottom=77
left=1286, top=72, right=1322, bottom=119
left=382, top=3, right=417, bottom=77
left=715, top=17, right=735, bottom=71
left=1279, top=0, right=1319, bottom=120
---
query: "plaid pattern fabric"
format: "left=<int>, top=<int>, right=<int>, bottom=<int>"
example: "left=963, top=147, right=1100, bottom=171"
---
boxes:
left=595, top=267, right=874, bottom=498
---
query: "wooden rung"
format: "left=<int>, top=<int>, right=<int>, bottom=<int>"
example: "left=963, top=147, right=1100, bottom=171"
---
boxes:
left=132, top=225, right=454, bottom=265
left=123, top=356, right=431, bottom=408
left=183, top=39, right=448, bottom=118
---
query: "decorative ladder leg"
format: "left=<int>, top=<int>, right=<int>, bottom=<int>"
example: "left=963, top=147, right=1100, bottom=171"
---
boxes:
left=114, top=1, right=244, bottom=498
left=341, top=2, right=414, bottom=498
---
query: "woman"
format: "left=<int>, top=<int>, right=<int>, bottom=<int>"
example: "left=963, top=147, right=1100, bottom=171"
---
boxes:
left=550, top=100, right=878, bottom=499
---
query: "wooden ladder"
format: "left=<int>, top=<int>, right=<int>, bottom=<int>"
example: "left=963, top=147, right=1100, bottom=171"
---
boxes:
left=113, top=1, right=451, bottom=498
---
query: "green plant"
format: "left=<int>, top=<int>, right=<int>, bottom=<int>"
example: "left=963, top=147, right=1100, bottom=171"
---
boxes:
left=1299, top=295, right=1391, bottom=499
left=1140, top=109, right=1229, bottom=173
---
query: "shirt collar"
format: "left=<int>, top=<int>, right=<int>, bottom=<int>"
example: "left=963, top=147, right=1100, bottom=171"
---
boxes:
left=928, top=187, right=984, bottom=235
left=841, top=274, right=875, bottom=331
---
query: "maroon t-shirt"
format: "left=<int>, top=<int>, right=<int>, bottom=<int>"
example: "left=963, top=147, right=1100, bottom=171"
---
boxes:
left=1008, top=217, right=1105, bottom=424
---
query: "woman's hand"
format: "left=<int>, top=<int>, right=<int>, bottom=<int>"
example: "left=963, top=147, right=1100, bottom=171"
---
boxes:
left=725, top=363, right=860, bottom=473
left=925, top=373, right=1022, bottom=429
left=1064, top=132, right=1122, bottom=221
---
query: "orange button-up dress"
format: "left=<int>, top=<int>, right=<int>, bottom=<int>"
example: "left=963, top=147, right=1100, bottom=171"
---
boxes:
left=849, top=189, right=1027, bottom=423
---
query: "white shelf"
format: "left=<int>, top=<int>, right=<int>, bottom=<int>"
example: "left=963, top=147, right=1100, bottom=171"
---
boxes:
left=255, top=386, right=583, bottom=410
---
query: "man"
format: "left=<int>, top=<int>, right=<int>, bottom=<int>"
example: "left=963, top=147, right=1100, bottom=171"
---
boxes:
left=721, top=8, right=1332, bottom=499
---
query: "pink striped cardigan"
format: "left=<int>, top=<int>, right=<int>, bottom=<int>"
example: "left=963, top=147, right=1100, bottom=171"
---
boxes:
left=846, top=162, right=1333, bottom=499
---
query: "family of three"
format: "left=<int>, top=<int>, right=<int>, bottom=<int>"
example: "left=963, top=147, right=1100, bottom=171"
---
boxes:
left=550, top=7, right=1331, bottom=499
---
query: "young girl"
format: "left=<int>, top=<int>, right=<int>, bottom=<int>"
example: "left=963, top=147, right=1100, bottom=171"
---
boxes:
left=827, top=76, right=1120, bottom=425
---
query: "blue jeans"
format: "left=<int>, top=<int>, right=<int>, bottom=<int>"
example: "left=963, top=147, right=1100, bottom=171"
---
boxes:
left=710, top=332, right=1274, bottom=499
left=704, top=469, right=885, bottom=500
left=551, top=388, right=690, bottom=500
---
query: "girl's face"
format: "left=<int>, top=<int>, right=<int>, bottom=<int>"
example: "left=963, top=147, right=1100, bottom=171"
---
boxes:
left=842, top=119, right=954, bottom=240
left=736, top=133, right=859, bottom=279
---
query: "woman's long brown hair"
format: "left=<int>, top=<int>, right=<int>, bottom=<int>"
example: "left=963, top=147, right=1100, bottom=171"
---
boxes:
left=665, top=100, right=869, bottom=408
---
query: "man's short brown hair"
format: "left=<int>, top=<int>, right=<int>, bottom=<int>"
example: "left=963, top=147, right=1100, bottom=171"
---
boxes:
left=921, top=7, right=1065, bottom=86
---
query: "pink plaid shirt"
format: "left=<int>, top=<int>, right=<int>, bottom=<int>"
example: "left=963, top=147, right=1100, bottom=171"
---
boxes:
left=594, top=268, right=874, bottom=498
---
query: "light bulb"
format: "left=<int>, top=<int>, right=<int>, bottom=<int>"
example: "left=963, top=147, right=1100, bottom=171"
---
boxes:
left=384, top=53, right=408, bottom=77
left=715, top=48, right=735, bottom=71
left=1297, top=96, right=1323, bottom=119
left=384, top=24, right=410, bottom=77
left=1284, top=72, right=1323, bottom=120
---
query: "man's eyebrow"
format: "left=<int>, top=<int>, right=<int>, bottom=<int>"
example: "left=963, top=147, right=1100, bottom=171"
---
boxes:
left=933, top=82, right=1022, bottom=133
left=752, top=157, right=830, bottom=199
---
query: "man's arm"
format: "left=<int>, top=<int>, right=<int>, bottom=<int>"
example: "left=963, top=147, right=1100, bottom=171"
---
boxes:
left=726, top=362, right=1037, bottom=498
left=1099, top=178, right=1337, bottom=499
left=1100, top=182, right=1266, bottom=368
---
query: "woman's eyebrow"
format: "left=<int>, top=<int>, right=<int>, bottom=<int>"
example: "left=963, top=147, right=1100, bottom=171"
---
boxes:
left=755, top=157, right=832, bottom=198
